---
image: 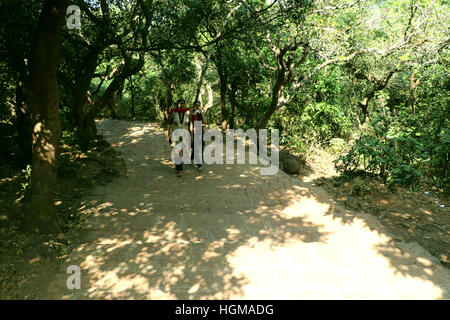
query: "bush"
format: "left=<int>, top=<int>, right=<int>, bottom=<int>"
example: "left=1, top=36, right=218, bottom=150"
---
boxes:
left=430, top=128, right=450, bottom=188
left=275, top=101, right=352, bottom=153
left=335, top=114, right=423, bottom=186
left=328, top=138, right=346, bottom=154
left=60, top=128, right=93, bottom=152
left=299, top=102, right=352, bottom=143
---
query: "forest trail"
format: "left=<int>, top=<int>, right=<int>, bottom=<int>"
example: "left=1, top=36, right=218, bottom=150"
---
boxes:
left=45, top=119, right=450, bottom=299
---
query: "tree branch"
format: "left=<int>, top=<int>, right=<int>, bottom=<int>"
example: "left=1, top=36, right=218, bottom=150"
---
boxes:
left=313, top=0, right=367, bottom=14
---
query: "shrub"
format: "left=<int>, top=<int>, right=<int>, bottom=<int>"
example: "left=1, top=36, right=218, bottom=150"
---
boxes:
left=328, top=138, right=346, bottom=154
left=299, top=102, right=352, bottom=143
left=335, top=114, right=423, bottom=186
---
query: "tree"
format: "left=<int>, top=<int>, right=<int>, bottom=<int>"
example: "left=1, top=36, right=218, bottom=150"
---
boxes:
left=243, top=0, right=438, bottom=129
left=0, top=0, right=42, bottom=165
left=24, top=0, right=69, bottom=234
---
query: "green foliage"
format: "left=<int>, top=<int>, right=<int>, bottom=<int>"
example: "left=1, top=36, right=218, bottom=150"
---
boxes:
left=61, top=128, right=93, bottom=152
left=21, top=165, right=31, bottom=193
left=276, top=101, right=352, bottom=153
left=430, top=128, right=450, bottom=189
left=60, top=129, right=77, bottom=147
left=300, top=102, right=352, bottom=143
left=1, top=0, right=448, bottom=195
left=328, top=138, right=346, bottom=154
left=335, top=103, right=449, bottom=189
left=336, top=114, right=419, bottom=185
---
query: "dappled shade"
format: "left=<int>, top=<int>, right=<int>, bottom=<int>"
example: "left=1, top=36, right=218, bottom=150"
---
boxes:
left=44, top=120, right=450, bottom=299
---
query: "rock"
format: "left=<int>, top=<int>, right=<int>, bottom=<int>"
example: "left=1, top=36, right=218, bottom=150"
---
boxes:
left=282, top=158, right=300, bottom=174
left=279, top=150, right=305, bottom=174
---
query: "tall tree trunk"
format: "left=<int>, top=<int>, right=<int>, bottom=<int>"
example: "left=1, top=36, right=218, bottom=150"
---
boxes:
left=229, top=84, right=238, bottom=129
left=110, top=83, right=123, bottom=119
left=109, top=101, right=120, bottom=119
left=162, top=83, right=175, bottom=127
left=24, top=0, right=68, bottom=234
left=166, top=84, right=175, bottom=113
left=205, top=82, right=213, bottom=111
left=129, top=76, right=135, bottom=118
left=71, top=47, right=101, bottom=129
left=358, top=98, right=370, bottom=124
left=218, top=65, right=228, bottom=131
left=194, top=52, right=211, bottom=103
left=256, top=71, right=285, bottom=129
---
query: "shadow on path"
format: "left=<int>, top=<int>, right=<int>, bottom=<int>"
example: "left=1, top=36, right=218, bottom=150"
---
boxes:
left=45, top=120, right=449, bottom=299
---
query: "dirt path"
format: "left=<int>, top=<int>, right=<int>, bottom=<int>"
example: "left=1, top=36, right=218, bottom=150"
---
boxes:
left=44, top=119, right=450, bottom=299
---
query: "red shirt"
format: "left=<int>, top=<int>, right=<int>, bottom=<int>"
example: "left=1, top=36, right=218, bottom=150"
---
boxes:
left=191, top=113, right=203, bottom=122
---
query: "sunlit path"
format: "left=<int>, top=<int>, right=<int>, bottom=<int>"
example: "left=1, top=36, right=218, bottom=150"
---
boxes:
left=45, top=120, right=450, bottom=299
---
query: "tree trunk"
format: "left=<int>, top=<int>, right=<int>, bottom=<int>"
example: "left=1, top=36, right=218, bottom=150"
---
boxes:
left=229, top=84, right=238, bottom=129
left=205, top=82, right=213, bottom=111
left=83, top=56, right=144, bottom=137
left=110, top=83, right=123, bottom=119
left=166, top=84, right=175, bottom=113
left=194, top=53, right=211, bottom=103
left=257, top=71, right=285, bottom=129
left=162, top=83, right=175, bottom=127
left=218, top=65, right=228, bottom=131
left=355, top=69, right=398, bottom=126
left=71, top=47, right=101, bottom=129
left=109, top=102, right=120, bottom=119
left=358, top=98, right=370, bottom=124
left=129, top=76, right=135, bottom=118
left=24, top=0, right=68, bottom=234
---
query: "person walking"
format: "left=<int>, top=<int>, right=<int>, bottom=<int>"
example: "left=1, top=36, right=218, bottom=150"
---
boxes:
left=167, top=99, right=191, bottom=177
left=190, top=100, right=206, bottom=172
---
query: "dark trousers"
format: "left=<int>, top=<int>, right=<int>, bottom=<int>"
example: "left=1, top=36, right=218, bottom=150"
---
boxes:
left=191, top=141, right=204, bottom=167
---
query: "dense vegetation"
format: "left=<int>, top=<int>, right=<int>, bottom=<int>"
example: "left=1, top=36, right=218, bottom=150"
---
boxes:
left=0, top=0, right=448, bottom=234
